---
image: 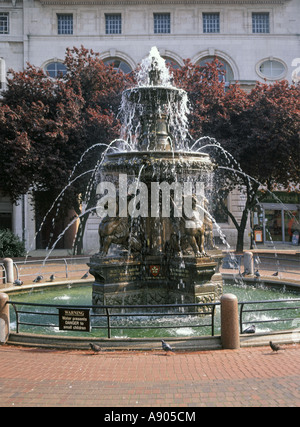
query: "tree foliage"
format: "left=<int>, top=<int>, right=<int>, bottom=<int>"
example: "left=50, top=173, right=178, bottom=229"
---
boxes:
left=173, top=60, right=300, bottom=250
left=0, top=47, right=132, bottom=204
left=0, top=46, right=133, bottom=252
left=0, top=229, right=26, bottom=257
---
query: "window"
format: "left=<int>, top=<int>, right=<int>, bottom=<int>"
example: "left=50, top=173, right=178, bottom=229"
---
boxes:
left=105, top=14, right=122, bottom=34
left=203, top=13, right=220, bottom=33
left=252, top=13, right=269, bottom=33
left=198, top=57, right=234, bottom=85
left=164, top=57, right=181, bottom=70
left=57, top=14, right=73, bottom=35
left=0, top=12, right=9, bottom=34
left=45, top=62, right=67, bottom=78
left=258, top=59, right=286, bottom=79
left=0, top=213, right=12, bottom=230
left=104, top=58, right=132, bottom=74
left=154, top=13, right=170, bottom=34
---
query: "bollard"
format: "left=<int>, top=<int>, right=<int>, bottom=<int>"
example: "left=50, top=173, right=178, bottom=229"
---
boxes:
left=220, top=293, right=240, bottom=350
left=3, top=258, right=14, bottom=284
left=244, top=251, right=254, bottom=275
left=0, top=293, right=9, bottom=344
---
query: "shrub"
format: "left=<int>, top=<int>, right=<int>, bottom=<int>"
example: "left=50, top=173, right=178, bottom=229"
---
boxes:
left=0, top=229, right=26, bottom=258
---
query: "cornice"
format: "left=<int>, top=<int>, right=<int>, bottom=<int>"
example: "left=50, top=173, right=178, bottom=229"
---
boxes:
left=38, top=0, right=290, bottom=6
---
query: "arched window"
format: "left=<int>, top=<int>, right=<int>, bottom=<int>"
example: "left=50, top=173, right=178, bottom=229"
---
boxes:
left=104, top=58, right=132, bottom=74
left=163, top=57, right=181, bottom=70
left=197, top=56, right=234, bottom=85
left=45, top=61, right=67, bottom=78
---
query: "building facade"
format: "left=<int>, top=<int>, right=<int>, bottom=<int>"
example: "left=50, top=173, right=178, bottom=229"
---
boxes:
left=0, top=0, right=299, bottom=252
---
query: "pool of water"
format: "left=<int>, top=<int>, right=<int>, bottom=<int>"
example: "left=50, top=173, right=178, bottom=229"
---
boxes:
left=8, top=282, right=300, bottom=338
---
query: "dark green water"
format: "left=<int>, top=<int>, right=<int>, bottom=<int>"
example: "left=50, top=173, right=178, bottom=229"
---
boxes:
left=8, top=282, right=300, bottom=338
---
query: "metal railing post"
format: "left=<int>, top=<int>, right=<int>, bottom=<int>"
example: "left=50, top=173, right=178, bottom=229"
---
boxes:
left=63, top=258, right=68, bottom=278
left=239, top=303, right=245, bottom=333
left=211, top=304, right=216, bottom=337
left=105, top=308, right=111, bottom=338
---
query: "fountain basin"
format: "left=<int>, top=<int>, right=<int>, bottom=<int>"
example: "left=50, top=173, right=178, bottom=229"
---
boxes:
left=4, top=280, right=300, bottom=350
left=123, top=85, right=185, bottom=104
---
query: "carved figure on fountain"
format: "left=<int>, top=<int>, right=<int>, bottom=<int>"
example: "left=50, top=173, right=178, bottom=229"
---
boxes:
left=98, top=194, right=144, bottom=257
left=168, top=196, right=217, bottom=258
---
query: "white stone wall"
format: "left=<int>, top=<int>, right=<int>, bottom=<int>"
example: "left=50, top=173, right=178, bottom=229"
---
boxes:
left=12, top=193, right=36, bottom=252
left=0, top=0, right=299, bottom=84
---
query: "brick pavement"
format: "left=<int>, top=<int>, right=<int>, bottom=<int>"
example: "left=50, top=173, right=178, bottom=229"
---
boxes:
left=0, top=343, right=299, bottom=407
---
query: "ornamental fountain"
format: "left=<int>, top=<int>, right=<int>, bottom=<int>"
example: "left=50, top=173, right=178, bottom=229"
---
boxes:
left=88, top=47, right=223, bottom=310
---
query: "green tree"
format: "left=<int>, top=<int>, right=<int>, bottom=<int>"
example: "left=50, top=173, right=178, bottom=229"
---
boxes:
left=0, top=229, right=26, bottom=258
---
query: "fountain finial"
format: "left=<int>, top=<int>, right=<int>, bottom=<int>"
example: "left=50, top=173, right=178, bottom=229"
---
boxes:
left=149, top=56, right=162, bottom=86
left=137, top=46, right=172, bottom=87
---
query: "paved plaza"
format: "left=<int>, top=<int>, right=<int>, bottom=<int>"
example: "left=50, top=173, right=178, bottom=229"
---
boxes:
left=0, top=343, right=299, bottom=407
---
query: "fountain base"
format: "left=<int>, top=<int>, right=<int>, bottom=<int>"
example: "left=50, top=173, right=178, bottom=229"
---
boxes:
left=89, top=251, right=223, bottom=312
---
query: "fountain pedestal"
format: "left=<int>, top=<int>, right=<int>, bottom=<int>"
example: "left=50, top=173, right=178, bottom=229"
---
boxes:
left=89, top=251, right=223, bottom=311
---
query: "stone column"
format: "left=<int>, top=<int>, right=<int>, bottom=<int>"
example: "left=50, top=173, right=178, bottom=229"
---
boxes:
left=244, top=251, right=254, bottom=275
left=3, top=258, right=14, bottom=284
left=0, top=293, right=9, bottom=344
left=220, top=293, right=240, bottom=350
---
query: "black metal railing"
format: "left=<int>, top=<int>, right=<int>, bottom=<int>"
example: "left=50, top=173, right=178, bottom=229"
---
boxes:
left=253, top=254, right=300, bottom=278
left=222, top=253, right=300, bottom=278
left=8, top=301, right=219, bottom=338
left=13, top=257, right=90, bottom=282
left=239, top=298, right=300, bottom=333
left=7, top=297, right=300, bottom=339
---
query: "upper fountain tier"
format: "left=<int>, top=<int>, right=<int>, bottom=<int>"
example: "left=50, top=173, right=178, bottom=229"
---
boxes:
left=121, top=47, right=189, bottom=152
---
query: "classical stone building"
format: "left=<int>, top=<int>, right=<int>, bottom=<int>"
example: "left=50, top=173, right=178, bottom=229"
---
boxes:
left=0, top=0, right=299, bottom=252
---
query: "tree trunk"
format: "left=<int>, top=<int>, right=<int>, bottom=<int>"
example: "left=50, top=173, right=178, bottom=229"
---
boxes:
left=235, top=208, right=249, bottom=253
left=219, top=182, right=259, bottom=253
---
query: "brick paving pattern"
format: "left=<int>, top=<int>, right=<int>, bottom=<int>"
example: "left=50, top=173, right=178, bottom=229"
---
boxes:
left=0, top=344, right=299, bottom=407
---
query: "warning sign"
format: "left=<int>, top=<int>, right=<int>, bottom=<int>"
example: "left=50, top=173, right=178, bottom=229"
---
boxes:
left=58, top=308, right=90, bottom=332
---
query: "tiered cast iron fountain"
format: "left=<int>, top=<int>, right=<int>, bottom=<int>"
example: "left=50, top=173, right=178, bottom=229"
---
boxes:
left=89, top=48, right=223, bottom=310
